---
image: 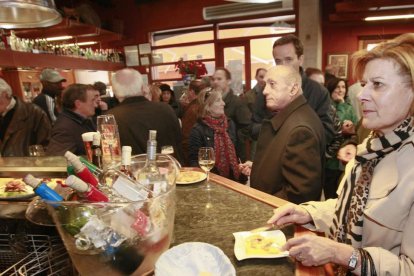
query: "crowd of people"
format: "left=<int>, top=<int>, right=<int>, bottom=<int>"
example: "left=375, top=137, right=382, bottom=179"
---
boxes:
left=1, top=32, right=414, bottom=274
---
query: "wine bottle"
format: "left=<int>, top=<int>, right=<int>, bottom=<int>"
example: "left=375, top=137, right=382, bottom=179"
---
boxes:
left=65, top=175, right=109, bottom=202
left=92, top=133, right=103, bottom=169
left=65, top=151, right=99, bottom=187
left=136, top=130, right=168, bottom=196
left=120, top=146, right=135, bottom=180
left=23, top=174, right=63, bottom=201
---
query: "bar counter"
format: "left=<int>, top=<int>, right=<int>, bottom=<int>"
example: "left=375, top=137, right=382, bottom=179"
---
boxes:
left=174, top=172, right=326, bottom=276
left=0, top=157, right=327, bottom=275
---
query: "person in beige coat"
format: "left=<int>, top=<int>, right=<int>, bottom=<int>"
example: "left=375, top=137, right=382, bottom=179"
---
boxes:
left=267, top=33, right=414, bottom=275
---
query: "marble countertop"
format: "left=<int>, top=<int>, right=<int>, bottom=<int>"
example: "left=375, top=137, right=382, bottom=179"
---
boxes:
left=174, top=180, right=295, bottom=276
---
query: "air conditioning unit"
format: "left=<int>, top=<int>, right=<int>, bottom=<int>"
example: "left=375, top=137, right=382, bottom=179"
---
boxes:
left=203, top=0, right=293, bottom=21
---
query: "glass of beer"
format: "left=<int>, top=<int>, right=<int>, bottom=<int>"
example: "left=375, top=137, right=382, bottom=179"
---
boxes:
left=81, top=132, right=96, bottom=162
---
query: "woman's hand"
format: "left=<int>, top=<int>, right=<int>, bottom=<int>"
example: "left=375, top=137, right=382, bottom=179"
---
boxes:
left=239, top=161, right=252, bottom=176
left=337, top=144, right=357, bottom=163
left=342, top=120, right=355, bottom=135
left=267, top=203, right=312, bottom=226
left=283, top=235, right=338, bottom=266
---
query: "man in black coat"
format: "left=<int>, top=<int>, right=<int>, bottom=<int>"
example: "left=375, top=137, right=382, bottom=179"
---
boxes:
left=32, top=68, right=66, bottom=125
left=240, top=66, right=325, bottom=204
left=107, top=68, right=184, bottom=164
left=46, top=84, right=97, bottom=156
left=0, top=78, right=51, bottom=156
left=272, top=34, right=334, bottom=144
left=213, top=67, right=251, bottom=161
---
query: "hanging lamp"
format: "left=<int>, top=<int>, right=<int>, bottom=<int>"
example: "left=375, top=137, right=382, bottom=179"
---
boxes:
left=0, top=0, right=62, bottom=29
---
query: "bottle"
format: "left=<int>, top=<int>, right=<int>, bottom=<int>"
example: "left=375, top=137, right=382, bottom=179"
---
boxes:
left=65, top=175, right=108, bottom=202
left=92, top=133, right=103, bottom=169
left=65, top=151, right=99, bottom=187
left=136, top=130, right=168, bottom=196
left=23, top=174, right=63, bottom=201
left=120, top=146, right=135, bottom=180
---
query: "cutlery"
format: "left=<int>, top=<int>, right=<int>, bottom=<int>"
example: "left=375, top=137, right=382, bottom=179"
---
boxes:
left=250, top=223, right=292, bottom=233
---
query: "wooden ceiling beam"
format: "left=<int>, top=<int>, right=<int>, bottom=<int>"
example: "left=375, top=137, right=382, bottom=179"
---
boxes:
left=335, top=0, right=414, bottom=12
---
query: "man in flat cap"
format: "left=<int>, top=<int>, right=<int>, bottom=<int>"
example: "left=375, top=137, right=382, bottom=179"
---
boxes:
left=33, top=68, right=66, bottom=124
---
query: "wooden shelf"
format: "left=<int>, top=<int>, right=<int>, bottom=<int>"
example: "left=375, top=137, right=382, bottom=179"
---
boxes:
left=0, top=49, right=125, bottom=71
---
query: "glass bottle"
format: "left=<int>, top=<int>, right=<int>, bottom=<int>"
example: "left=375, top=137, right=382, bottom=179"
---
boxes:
left=65, top=151, right=99, bottom=187
left=92, top=133, right=103, bottom=169
left=65, top=175, right=108, bottom=202
left=136, top=130, right=168, bottom=196
left=23, top=174, right=63, bottom=201
left=120, top=146, right=135, bottom=180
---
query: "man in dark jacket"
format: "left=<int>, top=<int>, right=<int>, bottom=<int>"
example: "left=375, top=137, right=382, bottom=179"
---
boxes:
left=213, top=67, right=251, bottom=161
left=0, top=78, right=51, bottom=157
left=46, top=84, right=97, bottom=156
left=107, top=68, right=184, bottom=163
left=272, top=34, right=334, bottom=144
left=32, top=68, right=66, bottom=125
left=240, top=66, right=325, bottom=204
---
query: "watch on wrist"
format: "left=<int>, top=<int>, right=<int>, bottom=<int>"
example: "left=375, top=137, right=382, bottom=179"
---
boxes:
left=348, top=249, right=359, bottom=271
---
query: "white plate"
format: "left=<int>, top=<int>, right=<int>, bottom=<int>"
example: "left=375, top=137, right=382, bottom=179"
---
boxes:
left=233, top=230, right=289, bottom=261
left=155, top=242, right=236, bottom=276
left=0, top=178, right=61, bottom=200
left=176, top=170, right=207, bottom=185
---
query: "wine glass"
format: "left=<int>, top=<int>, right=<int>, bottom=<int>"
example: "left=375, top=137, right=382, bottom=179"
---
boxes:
left=198, top=147, right=215, bottom=189
left=28, top=145, right=45, bottom=157
left=97, top=114, right=121, bottom=167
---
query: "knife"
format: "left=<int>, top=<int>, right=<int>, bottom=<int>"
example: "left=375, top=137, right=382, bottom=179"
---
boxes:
left=250, top=223, right=292, bottom=233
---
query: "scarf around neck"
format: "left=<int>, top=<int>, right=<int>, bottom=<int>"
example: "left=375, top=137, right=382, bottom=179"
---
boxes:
left=202, top=115, right=240, bottom=179
left=329, top=116, right=414, bottom=247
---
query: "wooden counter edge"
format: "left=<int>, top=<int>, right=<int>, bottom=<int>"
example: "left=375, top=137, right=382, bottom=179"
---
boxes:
left=209, top=173, right=328, bottom=276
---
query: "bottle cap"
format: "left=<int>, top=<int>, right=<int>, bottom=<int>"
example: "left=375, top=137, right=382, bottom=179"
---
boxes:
left=23, top=174, right=40, bottom=188
left=149, top=130, right=157, bottom=140
left=65, top=175, right=89, bottom=193
left=64, top=151, right=83, bottom=171
left=92, top=133, right=101, bottom=146
left=122, top=146, right=132, bottom=165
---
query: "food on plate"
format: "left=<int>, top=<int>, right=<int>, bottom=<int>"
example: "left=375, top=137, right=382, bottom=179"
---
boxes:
left=176, top=171, right=206, bottom=184
left=4, top=179, right=27, bottom=193
left=244, top=234, right=283, bottom=255
left=0, top=178, right=61, bottom=198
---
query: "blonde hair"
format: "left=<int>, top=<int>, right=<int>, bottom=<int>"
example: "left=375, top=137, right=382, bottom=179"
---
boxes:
left=352, top=33, right=414, bottom=114
left=197, top=87, right=222, bottom=118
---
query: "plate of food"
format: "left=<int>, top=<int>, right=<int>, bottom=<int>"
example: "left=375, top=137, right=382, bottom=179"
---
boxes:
left=0, top=178, right=61, bottom=200
left=176, top=169, right=207, bottom=185
left=233, top=230, right=289, bottom=260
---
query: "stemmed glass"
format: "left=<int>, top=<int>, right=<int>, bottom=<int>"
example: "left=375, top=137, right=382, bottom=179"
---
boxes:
left=97, top=114, right=121, bottom=167
left=198, top=147, right=215, bottom=189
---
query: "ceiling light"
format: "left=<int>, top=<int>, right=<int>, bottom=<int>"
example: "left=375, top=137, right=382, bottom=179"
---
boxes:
left=46, top=36, right=73, bottom=41
left=226, top=0, right=282, bottom=3
left=65, top=41, right=98, bottom=46
left=365, top=14, right=414, bottom=21
left=0, top=0, right=62, bottom=29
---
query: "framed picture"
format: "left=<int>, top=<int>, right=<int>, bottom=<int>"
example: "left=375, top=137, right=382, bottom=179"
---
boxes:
left=327, top=54, right=348, bottom=79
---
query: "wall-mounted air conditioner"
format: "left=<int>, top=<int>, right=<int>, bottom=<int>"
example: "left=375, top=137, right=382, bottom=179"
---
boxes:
left=203, top=0, right=293, bottom=21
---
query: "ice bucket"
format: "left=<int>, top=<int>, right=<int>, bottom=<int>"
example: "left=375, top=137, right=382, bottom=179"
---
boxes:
left=43, top=154, right=179, bottom=275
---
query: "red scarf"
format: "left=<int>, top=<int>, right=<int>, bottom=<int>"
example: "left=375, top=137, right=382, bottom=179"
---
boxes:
left=202, top=115, right=240, bottom=180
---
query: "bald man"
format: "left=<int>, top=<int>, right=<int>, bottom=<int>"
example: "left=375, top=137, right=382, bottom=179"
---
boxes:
left=240, top=66, right=325, bottom=204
